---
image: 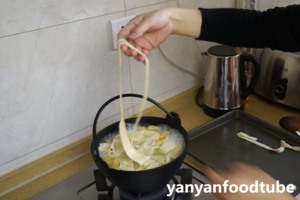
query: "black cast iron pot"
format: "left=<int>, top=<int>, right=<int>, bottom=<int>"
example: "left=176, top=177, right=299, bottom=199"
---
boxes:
left=91, top=94, right=189, bottom=193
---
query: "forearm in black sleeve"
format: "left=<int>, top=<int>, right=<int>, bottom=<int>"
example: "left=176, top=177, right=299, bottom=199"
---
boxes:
left=197, top=5, right=300, bottom=52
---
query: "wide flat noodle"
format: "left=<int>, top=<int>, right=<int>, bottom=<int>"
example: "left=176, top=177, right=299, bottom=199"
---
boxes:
left=127, top=131, right=146, bottom=144
left=111, top=139, right=123, bottom=157
left=118, top=39, right=150, bottom=166
left=160, top=134, right=178, bottom=154
left=237, top=132, right=300, bottom=153
left=119, top=163, right=134, bottom=171
left=138, top=140, right=155, bottom=156
left=152, top=156, right=166, bottom=165
left=143, top=159, right=155, bottom=166
left=281, top=140, right=300, bottom=151
left=147, top=162, right=161, bottom=169
left=117, top=152, right=134, bottom=168
left=98, top=143, right=110, bottom=152
left=141, top=130, right=160, bottom=141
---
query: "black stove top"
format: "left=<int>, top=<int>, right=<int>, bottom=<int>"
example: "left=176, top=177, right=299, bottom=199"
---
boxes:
left=29, top=163, right=214, bottom=200
left=77, top=163, right=213, bottom=200
left=118, top=185, right=171, bottom=200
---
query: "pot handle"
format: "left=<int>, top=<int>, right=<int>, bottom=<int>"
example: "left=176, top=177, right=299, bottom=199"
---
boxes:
left=239, top=52, right=261, bottom=99
left=93, top=93, right=175, bottom=157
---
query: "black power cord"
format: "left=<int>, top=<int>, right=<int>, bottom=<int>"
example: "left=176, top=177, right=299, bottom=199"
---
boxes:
left=196, top=86, right=204, bottom=108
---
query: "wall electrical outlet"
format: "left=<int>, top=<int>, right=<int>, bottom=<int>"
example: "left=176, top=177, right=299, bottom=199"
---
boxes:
left=110, top=15, right=136, bottom=50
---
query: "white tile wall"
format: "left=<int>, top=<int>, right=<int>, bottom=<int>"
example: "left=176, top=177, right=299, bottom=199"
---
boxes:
left=0, top=0, right=125, bottom=38
left=259, top=0, right=300, bottom=11
left=125, top=0, right=172, bottom=10
left=5, top=0, right=287, bottom=176
left=0, top=11, right=134, bottom=173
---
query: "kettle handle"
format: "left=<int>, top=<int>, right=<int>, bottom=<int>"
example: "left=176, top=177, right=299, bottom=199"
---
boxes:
left=239, top=52, right=261, bottom=99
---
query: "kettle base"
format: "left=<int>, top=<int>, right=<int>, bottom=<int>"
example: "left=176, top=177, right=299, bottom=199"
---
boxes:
left=203, top=104, right=244, bottom=118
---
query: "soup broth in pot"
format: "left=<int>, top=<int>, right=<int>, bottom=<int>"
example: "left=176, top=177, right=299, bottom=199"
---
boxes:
left=98, top=124, right=185, bottom=171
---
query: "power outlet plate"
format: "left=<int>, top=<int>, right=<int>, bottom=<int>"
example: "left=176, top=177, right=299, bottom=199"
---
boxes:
left=110, top=15, right=136, bottom=50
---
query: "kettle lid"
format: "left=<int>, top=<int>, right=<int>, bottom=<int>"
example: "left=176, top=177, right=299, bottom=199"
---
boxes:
left=208, top=45, right=241, bottom=57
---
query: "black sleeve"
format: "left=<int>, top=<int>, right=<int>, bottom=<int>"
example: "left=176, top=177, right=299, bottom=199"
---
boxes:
left=197, top=5, right=300, bottom=52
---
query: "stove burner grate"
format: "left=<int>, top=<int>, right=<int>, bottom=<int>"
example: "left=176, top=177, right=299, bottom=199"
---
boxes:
left=119, top=186, right=167, bottom=200
left=77, top=168, right=192, bottom=200
left=102, top=177, right=180, bottom=200
left=115, top=177, right=179, bottom=200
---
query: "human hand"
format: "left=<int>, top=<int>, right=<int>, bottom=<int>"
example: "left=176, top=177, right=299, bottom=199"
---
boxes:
left=117, top=8, right=173, bottom=63
left=117, top=8, right=202, bottom=63
left=205, top=163, right=295, bottom=200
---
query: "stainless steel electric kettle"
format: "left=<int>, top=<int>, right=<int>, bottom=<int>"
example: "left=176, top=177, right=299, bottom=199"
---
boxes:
left=203, top=45, right=260, bottom=118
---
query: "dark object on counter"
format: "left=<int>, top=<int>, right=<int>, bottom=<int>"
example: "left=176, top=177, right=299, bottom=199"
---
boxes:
left=91, top=94, right=189, bottom=194
left=195, top=86, right=204, bottom=108
left=202, top=45, right=260, bottom=118
left=188, top=110, right=300, bottom=196
left=279, top=116, right=300, bottom=131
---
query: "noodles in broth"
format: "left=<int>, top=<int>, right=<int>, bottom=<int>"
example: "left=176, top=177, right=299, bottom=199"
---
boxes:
left=98, top=39, right=185, bottom=171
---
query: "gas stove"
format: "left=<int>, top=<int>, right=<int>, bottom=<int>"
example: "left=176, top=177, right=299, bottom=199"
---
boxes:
left=77, top=163, right=213, bottom=200
left=29, top=163, right=215, bottom=200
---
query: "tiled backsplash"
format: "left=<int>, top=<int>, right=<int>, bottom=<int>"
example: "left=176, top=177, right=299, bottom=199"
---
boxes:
left=0, top=0, right=125, bottom=38
left=259, top=0, right=300, bottom=11
left=1, top=0, right=298, bottom=176
left=0, top=0, right=203, bottom=175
